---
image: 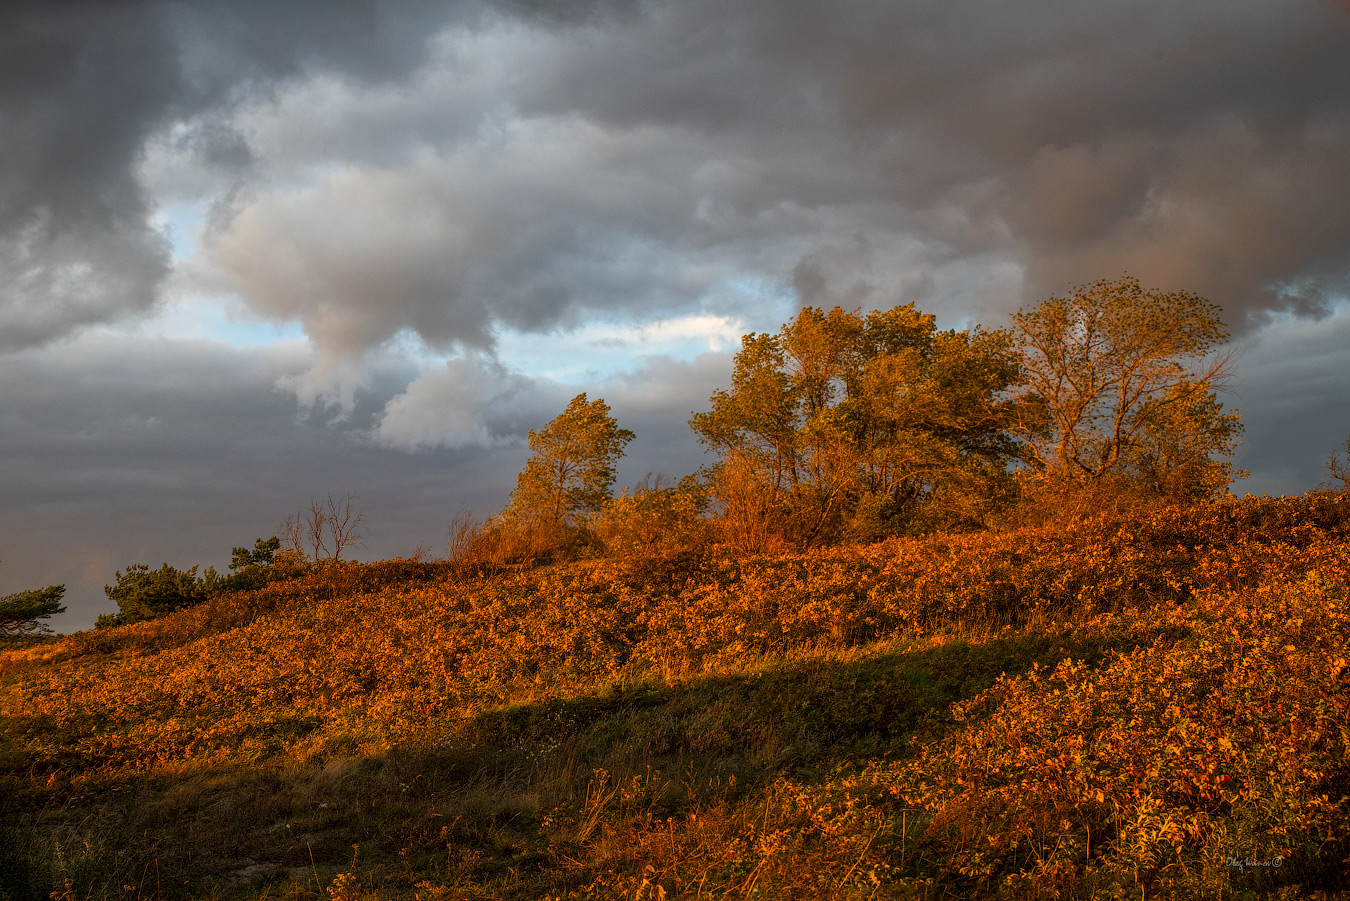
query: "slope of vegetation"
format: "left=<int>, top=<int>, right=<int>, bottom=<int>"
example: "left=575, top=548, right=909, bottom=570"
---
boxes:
left=4, top=494, right=1350, bottom=899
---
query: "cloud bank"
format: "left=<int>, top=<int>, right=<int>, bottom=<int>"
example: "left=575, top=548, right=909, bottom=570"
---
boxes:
left=5, top=0, right=1350, bottom=628
left=8, top=0, right=1349, bottom=364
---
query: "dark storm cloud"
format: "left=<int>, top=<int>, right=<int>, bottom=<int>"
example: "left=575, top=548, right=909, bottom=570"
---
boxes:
left=1229, top=306, right=1350, bottom=495
left=11, top=0, right=1350, bottom=357
left=0, top=2, right=176, bottom=348
left=512, top=0, right=1350, bottom=325
left=184, top=0, right=1350, bottom=372
left=0, top=0, right=478, bottom=350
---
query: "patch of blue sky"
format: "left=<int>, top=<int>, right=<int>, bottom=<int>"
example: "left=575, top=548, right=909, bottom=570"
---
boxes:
left=493, top=311, right=746, bottom=383
left=489, top=278, right=788, bottom=383
left=151, top=200, right=208, bottom=261
left=715, top=275, right=797, bottom=324
left=141, top=293, right=308, bottom=348
left=145, top=199, right=312, bottom=348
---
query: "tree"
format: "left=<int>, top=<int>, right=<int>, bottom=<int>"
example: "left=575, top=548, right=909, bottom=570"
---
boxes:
left=0, top=584, right=66, bottom=637
left=217, top=535, right=309, bottom=593
left=279, top=494, right=366, bottom=563
left=592, top=473, right=710, bottom=558
left=1010, top=275, right=1242, bottom=507
left=323, top=493, right=366, bottom=561
left=1326, top=436, right=1350, bottom=491
left=279, top=511, right=306, bottom=558
left=306, top=499, right=329, bottom=561
left=690, top=304, right=1025, bottom=546
left=100, top=563, right=213, bottom=627
left=231, top=536, right=280, bottom=571
left=508, top=393, right=635, bottom=528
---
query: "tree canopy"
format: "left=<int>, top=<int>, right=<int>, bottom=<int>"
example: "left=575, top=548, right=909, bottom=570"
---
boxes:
left=508, top=393, right=635, bottom=528
left=1011, top=275, right=1242, bottom=507
left=100, top=563, right=215, bottom=628
left=231, top=536, right=280, bottom=571
left=0, top=584, right=66, bottom=637
left=691, top=304, right=1026, bottom=545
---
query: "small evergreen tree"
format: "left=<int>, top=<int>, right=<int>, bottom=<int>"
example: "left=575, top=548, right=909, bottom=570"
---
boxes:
left=100, top=563, right=214, bottom=627
left=230, top=536, right=280, bottom=571
left=0, top=584, right=66, bottom=637
left=216, top=535, right=304, bottom=593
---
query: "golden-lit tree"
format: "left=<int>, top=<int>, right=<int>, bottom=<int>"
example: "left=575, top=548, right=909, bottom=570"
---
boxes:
left=1011, top=275, right=1242, bottom=506
left=691, top=304, right=1025, bottom=545
left=591, top=473, right=710, bottom=559
left=508, top=393, right=635, bottom=528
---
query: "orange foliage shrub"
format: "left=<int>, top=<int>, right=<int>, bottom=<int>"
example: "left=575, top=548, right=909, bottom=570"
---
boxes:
left=591, top=479, right=710, bottom=560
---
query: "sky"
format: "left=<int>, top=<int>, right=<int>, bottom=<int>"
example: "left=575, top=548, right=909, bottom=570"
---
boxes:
left=4, top=0, right=1350, bottom=631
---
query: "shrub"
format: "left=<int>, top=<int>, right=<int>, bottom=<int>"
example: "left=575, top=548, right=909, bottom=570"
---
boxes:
left=593, top=474, right=710, bottom=559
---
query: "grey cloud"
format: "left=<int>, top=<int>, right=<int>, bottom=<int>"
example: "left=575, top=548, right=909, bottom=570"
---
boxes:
left=201, top=120, right=773, bottom=362
left=508, top=0, right=1350, bottom=325
left=372, top=356, right=567, bottom=449
left=0, top=3, right=178, bottom=346
left=16, top=0, right=1350, bottom=359
left=369, top=350, right=730, bottom=465
left=1229, top=306, right=1350, bottom=495
left=0, top=334, right=535, bottom=630
left=0, top=0, right=480, bottom=350
left=570, top=352, right=735, bottom=487
left=367, top=352, right=731, bottom=502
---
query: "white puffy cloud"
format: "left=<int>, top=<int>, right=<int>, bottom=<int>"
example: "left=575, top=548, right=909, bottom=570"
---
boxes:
left=371, top=356, right=565, bottom=449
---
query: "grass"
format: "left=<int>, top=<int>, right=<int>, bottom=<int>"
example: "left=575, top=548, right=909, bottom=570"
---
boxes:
left=4, top=494, right=1350, bottom=898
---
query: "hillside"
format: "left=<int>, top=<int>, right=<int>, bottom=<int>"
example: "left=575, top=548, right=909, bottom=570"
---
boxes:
left=4, top=495, right=1350, bottom=899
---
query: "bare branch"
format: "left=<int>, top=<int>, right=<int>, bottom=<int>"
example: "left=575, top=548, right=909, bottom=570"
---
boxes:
left=1328, top=436, right=1350, bottom=491
left=326, top=493, right=366, bottom=562
left=278, top=512, right=306, bottom=560
left=307, top=498, right=329, bottom=561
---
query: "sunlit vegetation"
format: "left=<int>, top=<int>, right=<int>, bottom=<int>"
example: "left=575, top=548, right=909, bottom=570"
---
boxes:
left=5, top=281, right=1349, bottom=898
left=95, top=540, right=311, bottom=630
left=3, top=494, right=1350, bottom=898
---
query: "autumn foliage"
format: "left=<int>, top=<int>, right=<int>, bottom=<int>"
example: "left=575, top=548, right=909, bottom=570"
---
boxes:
left=4, top=493, right=1350, bottom=898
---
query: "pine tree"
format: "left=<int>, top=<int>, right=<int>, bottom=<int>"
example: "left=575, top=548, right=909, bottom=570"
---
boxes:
left=0, top=584, right=66, bottom=637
